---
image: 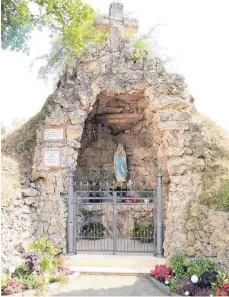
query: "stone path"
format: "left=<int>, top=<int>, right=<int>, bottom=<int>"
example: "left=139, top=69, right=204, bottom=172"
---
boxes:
left=53, top=274, right=165, bottom=296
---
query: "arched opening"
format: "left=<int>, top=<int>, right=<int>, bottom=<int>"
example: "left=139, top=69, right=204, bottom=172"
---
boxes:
left=73, top=89, right=161, bottom=254
left=76, top=89, right=158, bottom=187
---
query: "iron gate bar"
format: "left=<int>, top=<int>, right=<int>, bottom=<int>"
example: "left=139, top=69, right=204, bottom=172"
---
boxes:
left=67, top=169, right=163, bottom=256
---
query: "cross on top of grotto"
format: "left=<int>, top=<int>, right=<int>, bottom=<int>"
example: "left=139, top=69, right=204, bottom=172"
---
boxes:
left=94, top=2, right=139, bottom=50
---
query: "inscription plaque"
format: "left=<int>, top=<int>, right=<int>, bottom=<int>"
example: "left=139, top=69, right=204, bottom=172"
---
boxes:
left=44, top=127, right=64, bottom=141
left=95, top=113, right=141, bottom=124
left=43, top=149, right=61, bottom=167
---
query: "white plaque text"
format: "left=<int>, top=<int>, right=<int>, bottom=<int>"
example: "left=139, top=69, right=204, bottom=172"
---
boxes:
left=44, top=128, right=64, bottom=141
left=44, top=151, right=60, bottom=166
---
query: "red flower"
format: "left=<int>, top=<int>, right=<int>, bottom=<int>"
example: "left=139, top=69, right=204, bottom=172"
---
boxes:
left=150, top=265, right=174, bottom=282
left=216, top=284, right=229, bottom=296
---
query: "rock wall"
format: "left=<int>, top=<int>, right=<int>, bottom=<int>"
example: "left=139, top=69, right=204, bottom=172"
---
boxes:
left=1, top=157, right=33, bottom=271
left=185, top=202, right=229, bottom=269
left=2, top=6, right=229, bottom=271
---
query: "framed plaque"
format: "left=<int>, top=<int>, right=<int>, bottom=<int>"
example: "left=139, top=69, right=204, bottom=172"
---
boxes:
left=43, top=149, right=62, bottom=168
left=43, top=126, right=65, bottom=141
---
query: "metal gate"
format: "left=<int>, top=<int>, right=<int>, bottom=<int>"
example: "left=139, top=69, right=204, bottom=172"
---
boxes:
left=67, top=167, right=163, bottom=256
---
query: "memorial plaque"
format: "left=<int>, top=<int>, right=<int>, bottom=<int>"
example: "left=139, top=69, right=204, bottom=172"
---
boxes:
left=43, top=149, right=62, bottom=167
left=44, top=126, right=64, bottom=141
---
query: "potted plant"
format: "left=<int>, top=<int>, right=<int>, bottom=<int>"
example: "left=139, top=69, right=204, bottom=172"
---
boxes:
left=131, top=223, right=154, bottom=243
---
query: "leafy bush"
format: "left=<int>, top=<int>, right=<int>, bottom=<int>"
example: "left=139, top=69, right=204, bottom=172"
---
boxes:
left=29, top=237, right=60, bottom=256
left=187, top=256, right=214, bottom=277
left=169, top=252, right=191, bottom=278
left=170, top=252, right=214, bottom=279
left=29, top=237, right=62, bottom=273
left=12, top=264, right=29, bottom=278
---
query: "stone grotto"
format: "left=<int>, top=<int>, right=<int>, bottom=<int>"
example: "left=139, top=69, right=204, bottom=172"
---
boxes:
left=1, top=2, right=229, bottom=272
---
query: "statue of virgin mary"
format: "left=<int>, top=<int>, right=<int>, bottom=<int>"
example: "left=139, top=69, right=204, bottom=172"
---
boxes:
left=114, top=143, right=128, bottom=182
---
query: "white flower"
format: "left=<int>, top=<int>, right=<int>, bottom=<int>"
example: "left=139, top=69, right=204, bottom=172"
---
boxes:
left=8, top=266, right=15, bottom=274
left=184, top=291, right=189, bottom=296
left=165, top=280, right=169, bottom=285
left=210, top=295, right=213, bottom=297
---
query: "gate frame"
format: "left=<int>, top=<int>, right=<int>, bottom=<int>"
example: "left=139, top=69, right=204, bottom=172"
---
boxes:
left=67, top=166, right=163, bottom=257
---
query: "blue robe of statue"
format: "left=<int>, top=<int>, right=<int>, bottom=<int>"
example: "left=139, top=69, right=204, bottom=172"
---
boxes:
left=116, top=155, right=127, bottom=178
left=114, top=144, right=128, bottom=182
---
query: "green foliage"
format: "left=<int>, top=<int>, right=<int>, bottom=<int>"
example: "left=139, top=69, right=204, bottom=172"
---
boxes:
left=53, top=255, right=65, bottom=267
left=17, top=274, right=38, bottom=290
left=131, top=36, right=151, bottom=62
left=169, top=252, right=191, bottom=278
left=168, top=277, right=176, bottom=292
left=1, top=0, right=34, bottom=52
left=211, top=271, right=229, bottom=295
left=138, top=188, right=154, bottom=199
left=40, top=254, right=53, bottom=272
left=29, top=237, right=61, bottom=273
left=29, top=236, right=60, bottom=256
left=1, top=274, right=8, bottom=289
left=2, top=0, right=107, bottom=62
left=33, top=0, right=107, bottom=79
left=131, top=223, right=154, bottom=242
left=170, top=252, right=214, bottom=279
left=12, top=264, right=30, bottom=278
left=187, top=257, right=214, bottom=277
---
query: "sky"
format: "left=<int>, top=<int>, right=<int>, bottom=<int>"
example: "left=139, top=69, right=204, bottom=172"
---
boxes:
left=1, top=0, right=229, bottom=131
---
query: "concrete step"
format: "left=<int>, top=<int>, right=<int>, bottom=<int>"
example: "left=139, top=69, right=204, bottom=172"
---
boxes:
left=64, top=254, right=166, bottom=274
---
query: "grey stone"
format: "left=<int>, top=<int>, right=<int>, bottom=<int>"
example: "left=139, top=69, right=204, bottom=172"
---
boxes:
left=22, top=188, right=38, bottom=197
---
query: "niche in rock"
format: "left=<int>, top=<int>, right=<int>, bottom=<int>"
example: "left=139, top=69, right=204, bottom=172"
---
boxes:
left=76, top=90, right=157, bottom=188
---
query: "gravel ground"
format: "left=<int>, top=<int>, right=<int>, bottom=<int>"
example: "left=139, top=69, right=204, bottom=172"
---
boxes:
left=53, top=274, right=165, bottom=296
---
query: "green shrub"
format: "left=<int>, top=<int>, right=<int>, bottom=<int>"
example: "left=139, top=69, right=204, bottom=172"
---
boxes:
left=29, top=237, right=60, bottom=256
left=40, top=254, right=53, bottom=273
left=169, top=252, right=190, bottom=278
left=170, top=252, right=214, bottom=279
left=187, top=256, right=214, bottom=277
left=29, top=237, right=61, bottom=273
left=12, top=264, right=29, bottom=278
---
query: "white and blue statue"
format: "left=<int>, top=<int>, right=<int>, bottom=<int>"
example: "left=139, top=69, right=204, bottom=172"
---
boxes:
left=114, top=143, right=128, bottom=182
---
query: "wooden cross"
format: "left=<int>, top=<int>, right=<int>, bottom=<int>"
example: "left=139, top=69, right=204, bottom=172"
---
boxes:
left=94, top=2, right=138, bottom=51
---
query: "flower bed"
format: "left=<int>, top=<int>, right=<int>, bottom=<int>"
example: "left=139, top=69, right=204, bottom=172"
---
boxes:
left=149, top=252, right=229, bottom=296
left=1, top=237, right=73, bottom=296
